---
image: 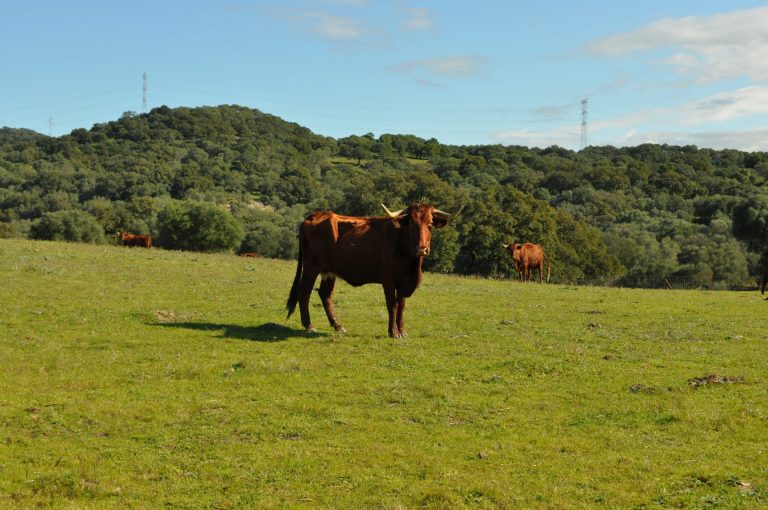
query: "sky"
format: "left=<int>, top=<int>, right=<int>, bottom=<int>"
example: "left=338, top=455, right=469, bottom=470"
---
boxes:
left=2, top=0, right=768, bottom=151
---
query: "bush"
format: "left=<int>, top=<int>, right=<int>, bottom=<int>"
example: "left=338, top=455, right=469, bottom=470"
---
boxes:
left=156, top=201, right=243, bottom=252
left=30, top=210, right=105, bottom=243
left=0, top=222, right=19, bottom=238
left=424, top=226, right=460, bottom=273
left=239, top=220, right=297, bottom=259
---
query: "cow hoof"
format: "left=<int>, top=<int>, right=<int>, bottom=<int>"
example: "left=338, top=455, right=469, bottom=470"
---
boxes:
left=334, top=325, right=346, bottom=333
left=305, top=326, right=318, bottom=335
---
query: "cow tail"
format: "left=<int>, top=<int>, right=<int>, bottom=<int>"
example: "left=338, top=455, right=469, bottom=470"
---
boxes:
left=286, top=237, right=303, bottom=319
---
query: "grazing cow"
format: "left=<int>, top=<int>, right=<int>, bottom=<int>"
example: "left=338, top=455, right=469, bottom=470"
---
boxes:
left=239, top=252, right=259, bottom=258
left=286, top=203, right=458, bottom=338
left=118, top=230, right=152, bottom=248
left=503, top=242, right=550, bottom=283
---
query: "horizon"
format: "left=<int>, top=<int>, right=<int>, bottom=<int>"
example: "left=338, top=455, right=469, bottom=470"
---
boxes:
left=4, top=103, right=768, bottom=154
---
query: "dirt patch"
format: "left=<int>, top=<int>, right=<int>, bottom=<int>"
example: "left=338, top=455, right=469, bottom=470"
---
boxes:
left=688, top=374, right=745, bottom=388
left=153, top=310, right=192, bottom=323
left=628, top=384, right=657, bottom=394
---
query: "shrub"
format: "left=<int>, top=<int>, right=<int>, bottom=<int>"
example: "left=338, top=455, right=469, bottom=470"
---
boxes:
left=30, top=210, right=105, bottom=243
left=156, top=200, right=243, bottom=252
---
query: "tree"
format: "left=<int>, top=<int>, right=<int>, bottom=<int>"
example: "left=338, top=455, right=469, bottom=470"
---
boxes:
left=423, top=226, right=460, bottom=273
left=30, top=209, right=105, bottom=243
left=156, top=200, right=243, bottom=252
left=732, top=196, right=768, bottom=251
left=453, top=187, right=518, bottom=276
left=236, top=208, right=302, bottom=260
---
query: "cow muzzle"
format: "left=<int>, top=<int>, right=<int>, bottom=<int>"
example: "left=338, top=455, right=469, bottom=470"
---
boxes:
left=417, top=247, right=430, bottom=257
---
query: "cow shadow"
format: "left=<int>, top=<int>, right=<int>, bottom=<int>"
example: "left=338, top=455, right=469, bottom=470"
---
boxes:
left=152, top=321, right=318, bottom=342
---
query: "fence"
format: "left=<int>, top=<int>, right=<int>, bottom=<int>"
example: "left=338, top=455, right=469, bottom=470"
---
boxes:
left=564, top=275, right=758, bottom=291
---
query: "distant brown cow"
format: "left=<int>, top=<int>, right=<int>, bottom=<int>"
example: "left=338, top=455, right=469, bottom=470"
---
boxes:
left=286, top=203, right=459, bottom=338
left=504, top=242, right=550, bottom=283
left=118, top=231, right=152, bottom=248
left=239, top=252, right=259, bottom=258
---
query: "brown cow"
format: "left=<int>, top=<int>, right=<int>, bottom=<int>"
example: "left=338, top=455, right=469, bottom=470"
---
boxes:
left=286, top=203, right=458, bottom=338
left=239, top=252, right=259, bottom=258
left=504, top=242, right=550, bottom=283
left=118, top=231, right=152, bottom=248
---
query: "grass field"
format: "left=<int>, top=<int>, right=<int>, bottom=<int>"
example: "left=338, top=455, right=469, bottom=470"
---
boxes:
left=1, top=238, right=766, bottom=509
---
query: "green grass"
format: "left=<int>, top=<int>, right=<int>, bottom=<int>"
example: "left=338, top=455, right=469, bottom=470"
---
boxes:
left=1, top=238, right=766, bottom=509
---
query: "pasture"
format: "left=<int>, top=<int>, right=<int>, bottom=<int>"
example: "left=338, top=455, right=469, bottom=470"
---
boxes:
left=0, top=238, right=766, bottom=509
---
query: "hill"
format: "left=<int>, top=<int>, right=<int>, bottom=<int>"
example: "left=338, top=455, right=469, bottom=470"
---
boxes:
left=1, top=105, right=767, bottom=287
left=0, top=126, right=47, bottom=145
left=1, top=237, right=766, bottom=508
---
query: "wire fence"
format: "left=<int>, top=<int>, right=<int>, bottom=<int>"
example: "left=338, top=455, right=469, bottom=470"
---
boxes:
left=562, top=275, right=758, bottom=291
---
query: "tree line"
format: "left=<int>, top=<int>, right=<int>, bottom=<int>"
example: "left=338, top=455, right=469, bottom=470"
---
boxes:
left=1, top=105, right=767, bottom=288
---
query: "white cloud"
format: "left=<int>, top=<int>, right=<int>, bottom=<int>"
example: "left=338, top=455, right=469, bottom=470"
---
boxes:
left=269, top=4, right=435, bottom=47
left=590, top=86, right=768, bottom=131
left=618, top=127, right=768, bottom=151
left=673, top=86, right=768, bottom=124
left=391, top=55, right=488, bottom=80
left=492, top=127, right=580, bottom=148
left=529, top=102, right=579, bottom=121
left=402, top=7, right=433, bottom=31
left=317, top=0, right=369, bottom=5
left=584, top=7, right=768, bottom=83
left=493, top=124, right=768, bottom=151
left=296, top=11, right=370, bottom=41
left=494, top=86, right=768, bottom=150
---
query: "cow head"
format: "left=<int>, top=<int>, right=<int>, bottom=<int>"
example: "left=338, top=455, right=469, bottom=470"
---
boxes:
left=382, top=203, right=456, bottom=257
left=503, top=242, right=522, bottom=261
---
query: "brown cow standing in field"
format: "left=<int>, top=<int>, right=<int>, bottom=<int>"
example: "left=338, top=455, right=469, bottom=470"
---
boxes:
left=118, top=231, right=152, bottom=248
left=504, top=242, right=550, bottom=283
left=286, top=203, right=458, bottom=338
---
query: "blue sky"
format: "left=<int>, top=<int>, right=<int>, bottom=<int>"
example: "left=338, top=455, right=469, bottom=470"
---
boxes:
left=2, top=1, right=767, bottom=150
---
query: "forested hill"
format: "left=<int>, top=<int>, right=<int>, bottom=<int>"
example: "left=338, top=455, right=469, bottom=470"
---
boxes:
left=2, top=104, right=768, bottom=288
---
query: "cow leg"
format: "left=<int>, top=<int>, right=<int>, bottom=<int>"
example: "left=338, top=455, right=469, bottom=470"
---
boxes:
left=298, top=269, right=319, bottom=333
left=383, top=284, right=401, bottom=338
left=318, top=276, right=346, bottom=333
left=395, top=293, right=407, bottom=338
left=537, top=263, right=543, bottom=283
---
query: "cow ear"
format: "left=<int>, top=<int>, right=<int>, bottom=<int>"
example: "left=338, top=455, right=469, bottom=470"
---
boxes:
left=432, top=216, right=449, bottom=228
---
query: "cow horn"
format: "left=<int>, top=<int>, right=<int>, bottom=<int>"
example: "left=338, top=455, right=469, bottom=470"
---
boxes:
left=433, top=205, right=464, bottom=218
left=381, top=204, right=405, bottom=218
